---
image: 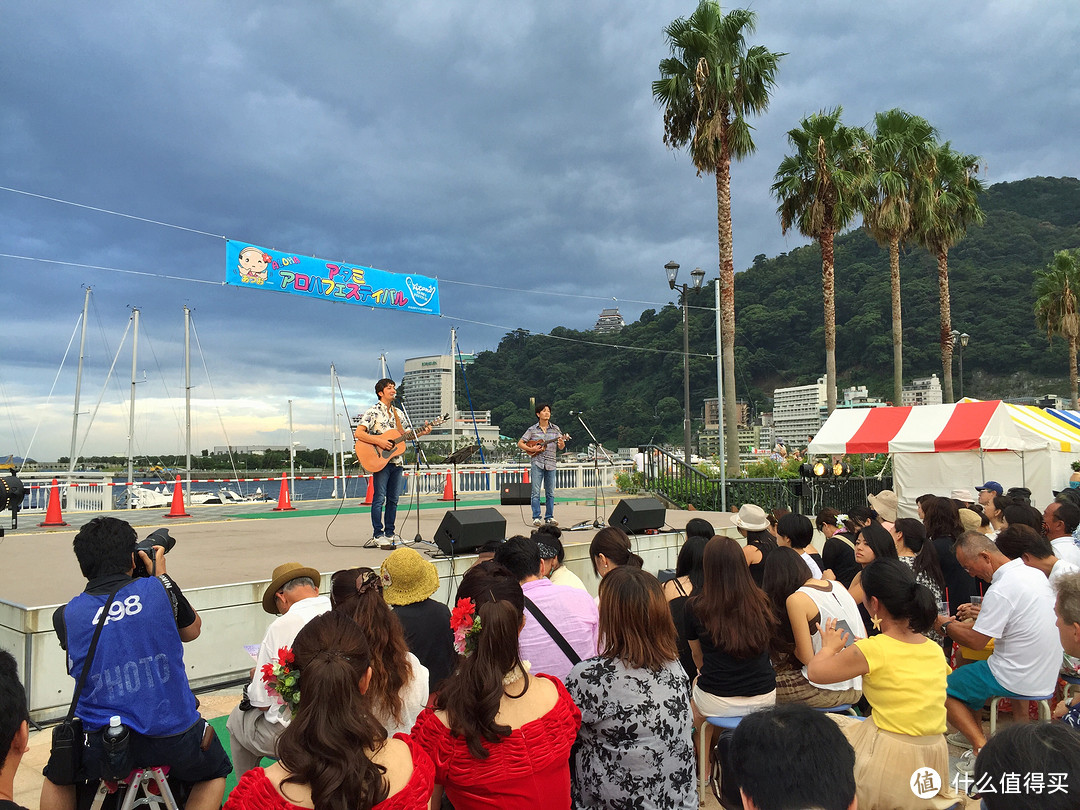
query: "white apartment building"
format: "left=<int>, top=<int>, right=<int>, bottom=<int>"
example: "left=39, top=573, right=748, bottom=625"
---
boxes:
left=400, top=354, right=500, bottom=446
left=840, top=385, right=887, bottom=409
left=902, top=374, right=943, bottom=407
left=772, top=376, right=833, bottom=446
left=401, top=355, right=453, bottom=425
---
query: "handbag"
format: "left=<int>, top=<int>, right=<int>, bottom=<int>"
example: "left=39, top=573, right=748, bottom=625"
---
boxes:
left=48, top=583, right=125, bottom=784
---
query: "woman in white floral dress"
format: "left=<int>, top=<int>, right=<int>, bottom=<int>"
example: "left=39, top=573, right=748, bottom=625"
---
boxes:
left=565, top=566, right=696, bottom=810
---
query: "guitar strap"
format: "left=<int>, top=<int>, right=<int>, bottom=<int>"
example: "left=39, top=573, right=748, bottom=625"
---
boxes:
left=391, top=404, right=405, bottom=438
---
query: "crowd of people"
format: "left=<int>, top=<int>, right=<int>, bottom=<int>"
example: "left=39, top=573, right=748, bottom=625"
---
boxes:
left=8, top=479, right=1080, bottom=809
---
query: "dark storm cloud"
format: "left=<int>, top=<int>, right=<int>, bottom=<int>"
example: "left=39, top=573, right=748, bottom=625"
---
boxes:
left=2, top=0, right=1078, bottom=456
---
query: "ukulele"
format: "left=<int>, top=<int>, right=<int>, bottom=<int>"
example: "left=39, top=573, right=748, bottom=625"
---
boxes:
left=523, top=433, right=571, bottom=457
left=355, top=414, right=448, bottom=473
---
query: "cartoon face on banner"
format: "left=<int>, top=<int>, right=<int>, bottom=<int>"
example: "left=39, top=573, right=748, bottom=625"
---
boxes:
left=224, top=240, right=440, bottom=316
left=237, top=246, right=270, bottom=284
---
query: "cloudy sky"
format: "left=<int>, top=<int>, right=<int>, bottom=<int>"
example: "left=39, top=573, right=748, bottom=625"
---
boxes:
left=2, top=0, right=1077, bottom=462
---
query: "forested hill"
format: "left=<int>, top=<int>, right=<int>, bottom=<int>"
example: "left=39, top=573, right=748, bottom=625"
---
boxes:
left=463, top=176, right=1080, bottom=449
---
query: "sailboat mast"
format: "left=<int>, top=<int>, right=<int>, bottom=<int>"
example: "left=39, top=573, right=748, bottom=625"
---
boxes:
left=68, top=287, right=91, bottom=477
left=288, top=399, right=295, bottom=500
left=184, top=306, right=192, bottom=500
left=127, top=308, right=139, bottom=507
left=331, top=364, right=339, bottom=499
left=450, top=327, right=457, bottom=454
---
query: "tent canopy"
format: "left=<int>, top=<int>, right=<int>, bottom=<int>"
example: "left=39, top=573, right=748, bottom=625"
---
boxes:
left=1005, top=404, right=1080, bottom=453
left=808, top=400, right=1043, bottom=455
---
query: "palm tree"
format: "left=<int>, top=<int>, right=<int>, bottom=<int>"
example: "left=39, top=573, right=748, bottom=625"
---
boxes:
left=1034, top=250, right=1080, bottom=409
left=653, top=1, right=783, bottom=470
left=771, top=107, right=870, bottom=413
left=862, top=109, right=938, bottom=405
left=913, top=142, right=985, bottom=402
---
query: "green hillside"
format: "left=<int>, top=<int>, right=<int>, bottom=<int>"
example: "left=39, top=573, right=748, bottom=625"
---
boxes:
left=463, top=176, right=1080, bottom=448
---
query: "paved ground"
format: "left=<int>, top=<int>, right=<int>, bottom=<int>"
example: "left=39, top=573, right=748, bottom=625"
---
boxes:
left=3, top=488, right=705, bottom=607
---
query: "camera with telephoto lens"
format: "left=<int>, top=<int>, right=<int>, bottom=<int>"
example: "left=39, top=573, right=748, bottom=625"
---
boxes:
left=132, top=527, right=177, bottom=577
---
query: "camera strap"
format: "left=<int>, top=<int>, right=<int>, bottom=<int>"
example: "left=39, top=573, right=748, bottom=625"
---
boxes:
left=64, top=582, right=126, bottom=722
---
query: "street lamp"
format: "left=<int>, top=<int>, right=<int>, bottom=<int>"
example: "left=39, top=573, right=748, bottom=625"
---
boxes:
left=665, top=261, right=706, bottom=467
left=951, top=329, right=970, bottom=400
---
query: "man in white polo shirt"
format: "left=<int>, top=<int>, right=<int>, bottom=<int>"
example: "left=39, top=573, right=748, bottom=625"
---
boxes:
left=994, top=523, right=1080, bottom=588
left=226, top=561, right=331, bottom=776
left=1044, top=500, right=1080, bottom=568
left=934, top=532, right=1061, bottom=773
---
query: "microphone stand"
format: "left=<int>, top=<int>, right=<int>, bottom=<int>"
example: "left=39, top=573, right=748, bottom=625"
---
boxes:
left=571, top=412, right=614, bottom=529
left=395, top=395, right=429, bottom=548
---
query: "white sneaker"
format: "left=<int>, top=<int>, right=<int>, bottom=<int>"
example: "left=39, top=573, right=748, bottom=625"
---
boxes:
left=946, top=731, right=973, bottom=750
left=364, top=536, right=382, bottom=549
left=955, top=749, right=977, bottom=776
left=545, top=518, right=558, bottom=526
left=380, top=534, right=401, bottom=549
left=532, top=518, right=542, bottom=527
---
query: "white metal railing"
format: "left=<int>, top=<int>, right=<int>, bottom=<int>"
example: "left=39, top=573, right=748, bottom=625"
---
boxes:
left=6, top=462, right=634, bottom=513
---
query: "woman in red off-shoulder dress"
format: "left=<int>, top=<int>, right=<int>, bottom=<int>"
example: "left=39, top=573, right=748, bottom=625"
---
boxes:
left=225, top=612, right=433, bottom=810
left=411, top=561, right=581, bottom=809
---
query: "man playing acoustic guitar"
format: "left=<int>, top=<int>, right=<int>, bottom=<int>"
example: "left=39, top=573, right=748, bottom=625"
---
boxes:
left=355, top=378, right=432, bottom=548
left=517, top=403, right=567, bottom=527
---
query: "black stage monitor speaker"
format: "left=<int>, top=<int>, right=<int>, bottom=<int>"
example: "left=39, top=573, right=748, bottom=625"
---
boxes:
left=609, top=497, right=665, bottom=534
left=434, top=508, right=507, bottom=556
left=500, top=482, right=531, bottom=506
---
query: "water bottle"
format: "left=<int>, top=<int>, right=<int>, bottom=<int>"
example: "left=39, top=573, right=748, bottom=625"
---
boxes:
left=102, top=715, right=130, bottom=779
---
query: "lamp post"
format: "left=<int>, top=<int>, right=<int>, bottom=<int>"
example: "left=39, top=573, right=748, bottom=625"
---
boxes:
left=951, top=329, right=970, bottom=400
left=665, top=261, right=706, bottom=467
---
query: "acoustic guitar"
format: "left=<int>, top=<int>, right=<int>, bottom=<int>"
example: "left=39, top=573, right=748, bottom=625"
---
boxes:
left=523, top=433, right=571, bottom=457
left=355, top=414, right=448, bottom=473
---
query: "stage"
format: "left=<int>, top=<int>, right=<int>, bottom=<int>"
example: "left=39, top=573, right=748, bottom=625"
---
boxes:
left=0, top=491, right=737, bottom=719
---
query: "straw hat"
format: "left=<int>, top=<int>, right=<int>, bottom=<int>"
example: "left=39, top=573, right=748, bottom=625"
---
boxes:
left=867, top=490, right=898, bottom=524
left=958, top=508, right=983, bottom=534
left=262, top=561, right=322, bottom=614
left=380, top=547, right=439, bottom=606
left=731, top=503, right=769, bottom=532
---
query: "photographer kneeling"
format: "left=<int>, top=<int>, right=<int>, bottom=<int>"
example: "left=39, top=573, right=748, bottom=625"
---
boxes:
left=40, top=517, right=231, bottom=810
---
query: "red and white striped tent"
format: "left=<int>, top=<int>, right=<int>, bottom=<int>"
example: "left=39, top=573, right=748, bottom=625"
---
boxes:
left=808, top=400, right=1063, bottom=516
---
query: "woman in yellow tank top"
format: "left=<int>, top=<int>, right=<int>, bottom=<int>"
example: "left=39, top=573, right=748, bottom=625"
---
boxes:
left=807, top=558, right=958, bottom=810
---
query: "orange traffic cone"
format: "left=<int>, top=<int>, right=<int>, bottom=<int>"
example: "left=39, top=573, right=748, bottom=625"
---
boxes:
left=38, top=478, right=69, bottom=527
left=164, top=475, right=191, bottom=518
left=272, top=472, right=296, bottom=511
left=440, top=470, right=454, bottom=501
left=363, top=475, right=374, bottom=505
left=523, top=468, right=530, bottom=484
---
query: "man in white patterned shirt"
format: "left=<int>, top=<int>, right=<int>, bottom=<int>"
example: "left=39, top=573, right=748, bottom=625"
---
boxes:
left=355, top=378, right=430, bottom=548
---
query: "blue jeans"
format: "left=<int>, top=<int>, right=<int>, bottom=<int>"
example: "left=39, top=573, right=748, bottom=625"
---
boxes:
left=371, top=463, right=404, bottom=536
left=531, top=466, right=556, bottom=520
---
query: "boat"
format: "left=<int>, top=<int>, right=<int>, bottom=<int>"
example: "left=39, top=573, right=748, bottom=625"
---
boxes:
left=121, top=484, right=270, bottom=509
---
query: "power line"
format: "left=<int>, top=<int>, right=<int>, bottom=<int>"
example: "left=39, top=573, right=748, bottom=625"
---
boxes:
left=0, top=252, right=718, bottom=360
left=0, top=185, right=223, bottom=238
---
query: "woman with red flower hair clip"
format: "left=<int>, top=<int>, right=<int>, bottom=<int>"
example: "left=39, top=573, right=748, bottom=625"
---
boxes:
left=226, top=611, right=433, bottom=810
left=411, top=561, right=581, bottom=809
